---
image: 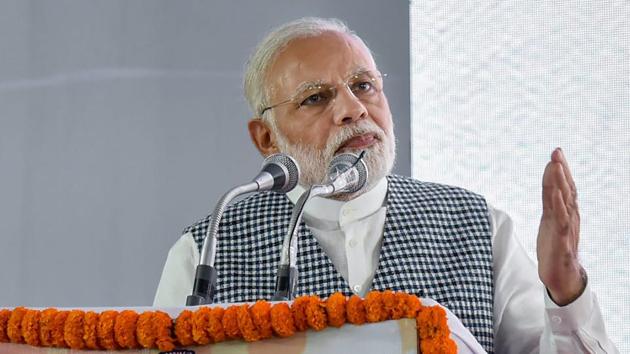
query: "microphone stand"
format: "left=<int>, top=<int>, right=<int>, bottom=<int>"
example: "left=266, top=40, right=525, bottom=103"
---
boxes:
left=272, top=184, right=334, bottom=301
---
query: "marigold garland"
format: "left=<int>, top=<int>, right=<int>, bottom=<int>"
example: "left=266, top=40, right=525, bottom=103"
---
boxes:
left=304, top=296, right=327, bottom=331
left=207, top=307, right=226, bottom=343
left=346, top=294, right=367, bottom=325
left=82, top=311, right=99, bottom=350
left=38, top=308, right=57, bottom=347
left=21, top=309, right=40, bottom=346
left=270, top=303, right=295, bottom=337
left=0, top=290, right=456, bottom=353
left=326, top=292, right=346, bottom=327
left=136, top=311, right=156, bottom=348
left=174, top=309, right=194, bottom=346
left=51, top=311, right=69, bottom=348
left=7, top=306, right=26, bottom=344
left=114, top=310, right=139, bottom=349
left=364, top=291, right=389, bottom=323
left=402, top=291, right=422, bottom=318
left=97, top=310, right=118, bottom=350
left=382, top=290, right=403, bottom=320
left=221, top=306, right=241, bottom=340
left=290, top=296, right=310, bottom=331
left=236, top=304, right=260, bottom=342
left=250, top=301, right=272, bottom=340
left=416, top=305, right=449, bottom=340
left=0, top=309, right=11, bottom=343
left=153, top=311, right=176, bottom=351
left=64, top=310, right=85, bottom=349
left=192, top=306, right=212, bottom=345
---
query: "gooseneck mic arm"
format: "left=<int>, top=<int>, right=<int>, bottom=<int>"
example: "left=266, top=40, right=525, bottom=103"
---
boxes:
left=272, top=152, right=368, bottom=301
left=272, top=188, right=312, bottom=301
left=187, top=182, right=259, bottom=306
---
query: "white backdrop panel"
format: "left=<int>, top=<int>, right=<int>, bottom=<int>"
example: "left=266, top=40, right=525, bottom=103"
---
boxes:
left=411, top=1, right=629, bottom=351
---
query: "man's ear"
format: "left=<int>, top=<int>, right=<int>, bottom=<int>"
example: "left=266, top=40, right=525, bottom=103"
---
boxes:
left=248, top=118, right=280, bottom=156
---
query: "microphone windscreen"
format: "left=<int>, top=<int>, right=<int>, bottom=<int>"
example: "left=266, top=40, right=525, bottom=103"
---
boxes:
left=262, top=153, right=300, bottom=193
left=327, top=153, right=369, bottom=193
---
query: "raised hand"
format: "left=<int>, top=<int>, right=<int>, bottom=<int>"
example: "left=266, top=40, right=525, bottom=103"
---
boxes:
left=537, top=148, right=586, bottom=306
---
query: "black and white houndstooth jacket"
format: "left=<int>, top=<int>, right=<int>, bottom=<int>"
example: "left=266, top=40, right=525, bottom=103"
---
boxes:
left=184, top=175, right=494, bottom=352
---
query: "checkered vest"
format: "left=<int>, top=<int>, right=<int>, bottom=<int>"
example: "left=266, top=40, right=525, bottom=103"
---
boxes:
left=185, top=175, right=494, bottom=352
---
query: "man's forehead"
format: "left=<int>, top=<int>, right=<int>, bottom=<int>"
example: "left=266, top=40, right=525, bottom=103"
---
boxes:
left=291, top=66, right=372, bottom=91
left=266, top=32, right=376, bottom=96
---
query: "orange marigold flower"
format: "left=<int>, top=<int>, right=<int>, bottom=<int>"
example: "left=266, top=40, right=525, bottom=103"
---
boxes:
left=208, top=307, right=226, bottom=343
left=420, top=334, right=458, bottom=354
left=237, top=304, right=261, bottom=342
left=114, top=310, right=139, bottom=349
left=51, top=311, right=69, bottom=348
left=416, top=305, right=449, bottom=340
left=270, top=303, right=295, bottom=338
left=82, top=311, right=99, bottom=350
left=0, top=309, right=11, bottom=343
left=382, top=290, right=405, bottom=320
left=192, top=307, right=212, bottom=345
left=222, top=306, right=241, bottom=340
left=136, top=311, right=156, bottom=349
left=305, top=296, right=327, bottom=331
left=346, top=294, right=366, bottom=325
left=7, top=306, right=26, bottom=343
left=290, top=296, right=310, bottom=331
left=21, top=309, right=41, bottom=346
left=404, top=293, right=422, bottom=318
left=38, top=308, right=58, bottom=347
left=114, top=310, right=140, bottom=349
left=64, top=310, right=85, bottom=349
left=97, top=310, right=118, bottom=350
left=174, top=309, right=194, bottom=346
left=326, top=292, right=347, bottom=327
left=250, top=300, right=272, bottom=340
left=364, top=291, right=388, bottom=323
left=153, top=311, right=176, bottom=352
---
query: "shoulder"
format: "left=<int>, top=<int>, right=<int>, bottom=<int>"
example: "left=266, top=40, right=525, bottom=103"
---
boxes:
left=387, top=174, right=487, bottom=204
left=182, top=191, right=291, bottom=235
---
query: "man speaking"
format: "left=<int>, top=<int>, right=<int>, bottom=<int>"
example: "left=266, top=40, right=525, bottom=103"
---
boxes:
left=154, top=17, right=617, bottom=353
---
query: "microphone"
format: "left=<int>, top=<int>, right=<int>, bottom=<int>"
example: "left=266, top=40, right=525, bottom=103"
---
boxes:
left=187, top=153, right=300, bottom=306
left=310, top=151, right=369, bottom=197
left=272, top=152, right=368, bottom=301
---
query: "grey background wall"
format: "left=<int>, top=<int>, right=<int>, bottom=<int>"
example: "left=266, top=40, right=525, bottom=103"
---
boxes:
left=0, top=1, right=410, bottom=307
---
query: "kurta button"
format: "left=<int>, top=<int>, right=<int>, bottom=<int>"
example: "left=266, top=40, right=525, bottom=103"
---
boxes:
left=551, top=315, right=562, bottom=324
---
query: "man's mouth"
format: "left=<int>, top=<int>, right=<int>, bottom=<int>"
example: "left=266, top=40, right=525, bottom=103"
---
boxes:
left=335, top=133, right=379, bottom=153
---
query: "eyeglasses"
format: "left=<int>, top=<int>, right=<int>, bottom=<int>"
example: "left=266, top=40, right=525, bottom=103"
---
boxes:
left=259, top=69, right=386, bottom=118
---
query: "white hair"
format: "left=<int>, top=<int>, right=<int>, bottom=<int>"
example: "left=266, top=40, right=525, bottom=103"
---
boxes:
left=243, top=17, right=364, bottom=121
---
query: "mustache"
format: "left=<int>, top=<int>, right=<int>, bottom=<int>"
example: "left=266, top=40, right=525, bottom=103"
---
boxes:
left=325, top=121, right=386, bottom=155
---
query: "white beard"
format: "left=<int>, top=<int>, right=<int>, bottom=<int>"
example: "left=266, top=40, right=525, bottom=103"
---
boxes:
left=269, top=119, right=396, bottom=201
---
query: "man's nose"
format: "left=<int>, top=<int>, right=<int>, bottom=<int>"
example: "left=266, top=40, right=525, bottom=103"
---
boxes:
left=332, top=87, right=368, bottom=125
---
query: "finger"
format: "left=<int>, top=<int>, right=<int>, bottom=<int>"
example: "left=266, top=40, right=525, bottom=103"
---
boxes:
left=552, top=188, right=570, bottom=226
left=542, top=160, right=573, bottom=212
left=541, top=161, right=556, bottom=214
left=552, top=148, right=578, bottom=202
left=544, top=156, right=574, bottom=212
left=554, top=162, right=576, bottom=209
